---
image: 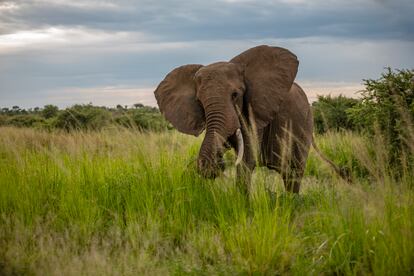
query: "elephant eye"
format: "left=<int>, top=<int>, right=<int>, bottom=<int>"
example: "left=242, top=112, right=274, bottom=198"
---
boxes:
left=232, top=92, right=239, bottom=100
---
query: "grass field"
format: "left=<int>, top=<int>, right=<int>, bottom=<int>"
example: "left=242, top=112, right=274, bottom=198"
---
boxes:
left=0, top=126, right=413, bottom=275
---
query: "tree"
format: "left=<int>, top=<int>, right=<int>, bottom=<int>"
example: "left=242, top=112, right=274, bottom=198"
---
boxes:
left=6, top=115, right=45, bottom=128
left=54, top=105, right=110, bottom=131
left=312, top=95, right=359, bottom=134
left=42, top=105, right=59, bottom=119
left=348, top=68, right=414, bottom=169
left=12, top=106, right=20, bottom=114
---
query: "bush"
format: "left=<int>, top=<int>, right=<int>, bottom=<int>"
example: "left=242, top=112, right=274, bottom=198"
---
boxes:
left=0, top=103, right=169, bottom=132
left=41, top=105, right=59, bottom=119
left=54, top=104, right=111, bottom=131
left=312, top=95, right=360, bottom=134
left=114, top=107, right=171, bottom=131
left=0, top=115, right=7, bottom=126
left=348, top=68, right=414, bottom=169
left=131, top=108, right=171, bottom=131
left=5, top=115, right=46, bottom=128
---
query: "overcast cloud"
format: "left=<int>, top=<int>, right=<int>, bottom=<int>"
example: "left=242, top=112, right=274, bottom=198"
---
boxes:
left=0, top=0, right=413, bottom=108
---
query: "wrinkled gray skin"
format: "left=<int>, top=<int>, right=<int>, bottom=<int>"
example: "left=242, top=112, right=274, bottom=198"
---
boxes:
left=154, top=45, right=313, bottom=194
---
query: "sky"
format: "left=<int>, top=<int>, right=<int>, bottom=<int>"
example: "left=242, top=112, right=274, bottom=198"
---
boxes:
left=0, top=0, right=413, bottom=108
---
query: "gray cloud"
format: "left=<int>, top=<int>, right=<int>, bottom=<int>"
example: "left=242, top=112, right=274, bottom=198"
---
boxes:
left=0, top=0, right=413, bottom=108
left=1, top=0, right=413, bottom=40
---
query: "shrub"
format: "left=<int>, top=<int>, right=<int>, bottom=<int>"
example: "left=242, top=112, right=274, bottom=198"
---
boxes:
left=5, top=115, right=46, bottom=128
left=0, top=103, right=169, bottom=132
left=0, top=115, right=7, bottom=126
left=54, top=104, right=111, bottom=131
left=312, top=95, right=360, bottom=134
left=348, top=68, right=414, bottom=170
left=41, top=105, right=59, bottom=119
left=131, top=108, right=171, bottom=131
left=113, top=107, right=171, bottom=131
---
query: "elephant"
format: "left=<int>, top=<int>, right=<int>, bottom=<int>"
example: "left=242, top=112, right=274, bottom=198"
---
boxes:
left=154, top=45, right=346, bottom=194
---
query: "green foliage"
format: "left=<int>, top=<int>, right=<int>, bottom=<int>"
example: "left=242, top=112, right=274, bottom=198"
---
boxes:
left=0, top=114, right=7, bottom=126
left=41, top=104, right=59, bottom=119
left=114, top=106, right=171, bottom=131
left=0, top=127, right=413, bottom=275
left=0, top=103, right=169, bottom=132
left=3, top=114, right=46, bottom=128
left=131, top=107, right=171, bottom=131
left=305, top=131, right=370, bottom=180
left=348, top=68, right=414, bottom=168
left=54, top=104, right=111, bottom=131
left=312, top=95, right=360, bottom=134
left=1, top=106, right=26, bottom=115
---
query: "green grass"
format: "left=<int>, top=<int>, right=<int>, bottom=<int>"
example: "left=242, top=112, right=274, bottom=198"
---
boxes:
left=0, top=127, right=413, bottom=275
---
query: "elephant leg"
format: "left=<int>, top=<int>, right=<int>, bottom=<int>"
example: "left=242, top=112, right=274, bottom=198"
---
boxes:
left=281, top=141, right=309, bottom=193
left=282, top=165, right=303, bottom=193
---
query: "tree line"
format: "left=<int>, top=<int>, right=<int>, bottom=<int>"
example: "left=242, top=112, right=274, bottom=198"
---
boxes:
left=0, top=103, right=171, bottom=132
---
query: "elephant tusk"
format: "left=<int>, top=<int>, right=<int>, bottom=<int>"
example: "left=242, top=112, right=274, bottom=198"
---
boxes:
left=235, top=129, right=244, bottom=166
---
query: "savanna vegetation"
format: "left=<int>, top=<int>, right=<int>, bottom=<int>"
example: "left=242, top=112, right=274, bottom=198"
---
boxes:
left=0, top=68, right=413, bottom=275
left=0, top=103, right=170, bottom=132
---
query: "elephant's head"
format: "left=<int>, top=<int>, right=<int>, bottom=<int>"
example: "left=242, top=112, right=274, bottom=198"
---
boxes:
left=154, top=45, right=299, bottom=178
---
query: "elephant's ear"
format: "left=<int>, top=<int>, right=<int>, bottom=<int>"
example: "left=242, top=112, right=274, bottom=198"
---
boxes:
left=154, top=64, right=205, bottom=136
left=231, top=45, right=299, bottom=129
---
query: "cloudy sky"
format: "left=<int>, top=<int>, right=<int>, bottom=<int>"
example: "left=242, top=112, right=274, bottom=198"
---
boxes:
left=0, top=0, right=413, bottom=108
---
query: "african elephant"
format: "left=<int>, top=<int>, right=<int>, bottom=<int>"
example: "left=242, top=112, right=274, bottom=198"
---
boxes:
left=154, top=45, right=344, bottom=194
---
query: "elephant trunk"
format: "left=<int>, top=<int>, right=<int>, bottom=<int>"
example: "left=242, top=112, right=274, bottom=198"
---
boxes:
left=197, top=131, right=222, bottom=178
left=197, top=100, right=233, bottom=178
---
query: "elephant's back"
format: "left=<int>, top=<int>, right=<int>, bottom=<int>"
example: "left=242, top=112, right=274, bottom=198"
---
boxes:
left=283, top=83, right=311, bottom=117
left=276, top=82, right=312, bottom=129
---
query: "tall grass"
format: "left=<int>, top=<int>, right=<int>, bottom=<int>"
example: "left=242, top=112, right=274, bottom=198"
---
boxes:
left=0, top=127, right=413, bottom=275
